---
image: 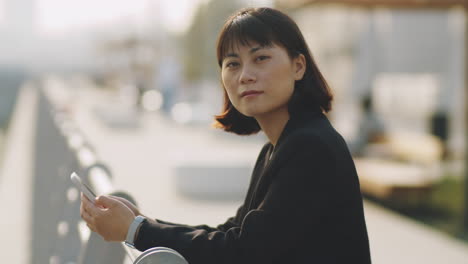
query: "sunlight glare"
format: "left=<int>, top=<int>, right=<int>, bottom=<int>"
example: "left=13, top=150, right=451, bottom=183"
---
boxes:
left=0, top=0, right=4, bottom=25
left=37, top=0, right=201, bottom=35
left=160, top=0, right=200, bottom=34
left=38, top=0, right=147, bottom=34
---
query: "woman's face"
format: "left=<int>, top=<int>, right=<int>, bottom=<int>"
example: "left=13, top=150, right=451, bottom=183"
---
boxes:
left=221, top=42, right=305, bottom=119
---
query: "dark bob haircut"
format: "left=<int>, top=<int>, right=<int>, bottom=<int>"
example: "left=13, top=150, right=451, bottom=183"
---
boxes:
left=213, top=7, right=333, bottom=135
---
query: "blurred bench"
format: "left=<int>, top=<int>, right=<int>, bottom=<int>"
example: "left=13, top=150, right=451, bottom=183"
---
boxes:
left=355, top=131, right=443, bottom=202
left=355, top=158, right=439, bottom=202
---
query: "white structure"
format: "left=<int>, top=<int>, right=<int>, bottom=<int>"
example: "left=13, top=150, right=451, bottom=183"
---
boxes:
left=294, top=7, right=465, bottom=158
left=0, top=0, right=37, bottom=67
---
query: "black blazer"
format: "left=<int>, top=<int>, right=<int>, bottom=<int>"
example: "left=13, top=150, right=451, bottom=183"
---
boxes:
left=135, top=109, right=372, bottom=264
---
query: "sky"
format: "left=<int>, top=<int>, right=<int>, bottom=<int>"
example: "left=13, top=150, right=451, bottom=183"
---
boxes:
left=0, top=0, right=205, bottom=35
left=0, top=0, right=273, bottom=70
left=0, top=1, right=4, bottom=25
left=40, top=0, right=206, bottom=35
left=0, top=0, right=274, bottom=36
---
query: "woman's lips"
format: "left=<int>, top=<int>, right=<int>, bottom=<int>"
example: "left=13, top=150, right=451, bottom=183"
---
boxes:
left=241, top=90, right=264, bottom=98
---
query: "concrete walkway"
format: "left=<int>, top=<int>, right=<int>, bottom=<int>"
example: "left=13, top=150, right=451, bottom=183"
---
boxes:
left=0, top=83, right=36, bottom=263
left=69, top=83, right=468, bottom=263
left=1, top=81, right=468, bottom=263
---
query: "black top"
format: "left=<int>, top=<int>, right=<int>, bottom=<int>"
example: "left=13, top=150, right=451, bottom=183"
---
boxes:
left=135, top=109, right=372, bottom=264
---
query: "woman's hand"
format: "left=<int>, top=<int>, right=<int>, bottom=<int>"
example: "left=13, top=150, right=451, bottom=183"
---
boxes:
left=80, top=194, right=135, bottom=242
left=110, top=196, right=141, bottom=216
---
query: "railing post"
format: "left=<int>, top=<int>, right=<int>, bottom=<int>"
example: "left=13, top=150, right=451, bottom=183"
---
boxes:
left=38, top=80, right=189, bottom=264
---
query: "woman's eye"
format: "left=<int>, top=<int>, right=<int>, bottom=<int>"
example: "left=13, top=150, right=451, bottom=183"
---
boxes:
left=225, top=61, right=239, bottom=68
left=256, top=55, right=270, bottom=62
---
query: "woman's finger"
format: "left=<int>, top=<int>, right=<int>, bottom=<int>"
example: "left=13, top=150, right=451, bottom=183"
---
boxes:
left=81, top=197, right=91, bottom=217
left=80, top=199, right=88, bottom=219
left=80, top=203, right=94, bottom=223
left=81, top=193, right=100, bottom=216
left=111, top=196, right=140, bottom=215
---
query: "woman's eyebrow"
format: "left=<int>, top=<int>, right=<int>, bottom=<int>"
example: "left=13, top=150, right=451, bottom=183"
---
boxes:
left=224, top=45, right=269, bottom=61
left=249, top=46, right=264, bottom=53
left=225, top=52, right=239, bottom=58
left=226, top=46, right=266, bottom=57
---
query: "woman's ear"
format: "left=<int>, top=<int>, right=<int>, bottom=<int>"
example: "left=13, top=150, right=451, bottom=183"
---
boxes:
left=293, top=54, right=306, bottom=81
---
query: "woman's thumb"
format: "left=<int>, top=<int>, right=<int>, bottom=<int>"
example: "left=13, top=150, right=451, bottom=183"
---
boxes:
left=95, top=195, right=118, bottom=208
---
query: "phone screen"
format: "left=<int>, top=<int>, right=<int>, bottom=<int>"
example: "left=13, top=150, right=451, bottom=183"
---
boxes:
left=70, top=172, right=97, bottom=201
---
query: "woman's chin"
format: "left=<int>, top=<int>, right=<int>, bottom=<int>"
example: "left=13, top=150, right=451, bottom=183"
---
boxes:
left=240, top=109, right=261, bottom=118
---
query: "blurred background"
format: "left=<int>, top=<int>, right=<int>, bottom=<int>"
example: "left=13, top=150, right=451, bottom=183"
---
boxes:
left=0, top=0, right=467, bottom=263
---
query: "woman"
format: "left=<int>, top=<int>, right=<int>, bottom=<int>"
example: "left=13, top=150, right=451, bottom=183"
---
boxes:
left=80, top=7, right=372, bottom=264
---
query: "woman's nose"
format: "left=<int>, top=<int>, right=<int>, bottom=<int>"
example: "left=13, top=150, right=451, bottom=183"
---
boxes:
left=239, top=65, right=256, bottom=84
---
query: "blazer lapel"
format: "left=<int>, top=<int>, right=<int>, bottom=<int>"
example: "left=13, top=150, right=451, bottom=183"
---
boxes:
left=249, top=116, right=299, bottom=208
left=249, top=109, right=324, bottom=209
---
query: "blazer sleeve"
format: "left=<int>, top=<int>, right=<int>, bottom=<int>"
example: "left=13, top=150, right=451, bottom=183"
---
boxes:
left=153, top=204, right=244, bottom=233
left=134, top=137, right=332, bottom=264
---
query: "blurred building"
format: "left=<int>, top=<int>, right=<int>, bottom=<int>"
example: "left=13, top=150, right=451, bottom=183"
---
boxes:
left=0, top=0, right=36, bottom=67
left=0, top=0, right=158, bottom=73
left=0, top=0, right=34, bottom=126
left=282, top=4, right=465, bottom=158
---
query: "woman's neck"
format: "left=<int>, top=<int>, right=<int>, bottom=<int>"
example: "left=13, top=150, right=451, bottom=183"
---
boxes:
left=255, top=107, right=290, bottom=147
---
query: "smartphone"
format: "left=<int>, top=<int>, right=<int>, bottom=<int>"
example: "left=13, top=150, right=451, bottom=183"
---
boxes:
left=70, top=172, right=97, bottom=202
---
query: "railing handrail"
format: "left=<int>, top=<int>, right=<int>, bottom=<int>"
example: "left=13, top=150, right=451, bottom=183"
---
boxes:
left=41, top=83, right=188, bottom=264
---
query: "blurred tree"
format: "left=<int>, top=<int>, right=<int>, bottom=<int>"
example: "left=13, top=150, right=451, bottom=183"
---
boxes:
left=463, top=3, right=468, bottom=234
left=182, top=0, right=243, bottom=82
left=95, top=34, right=159, bottom=92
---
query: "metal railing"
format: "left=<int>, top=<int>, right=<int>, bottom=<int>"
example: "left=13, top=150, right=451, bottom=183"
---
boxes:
left=34, top=83, right=188, bottom=264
